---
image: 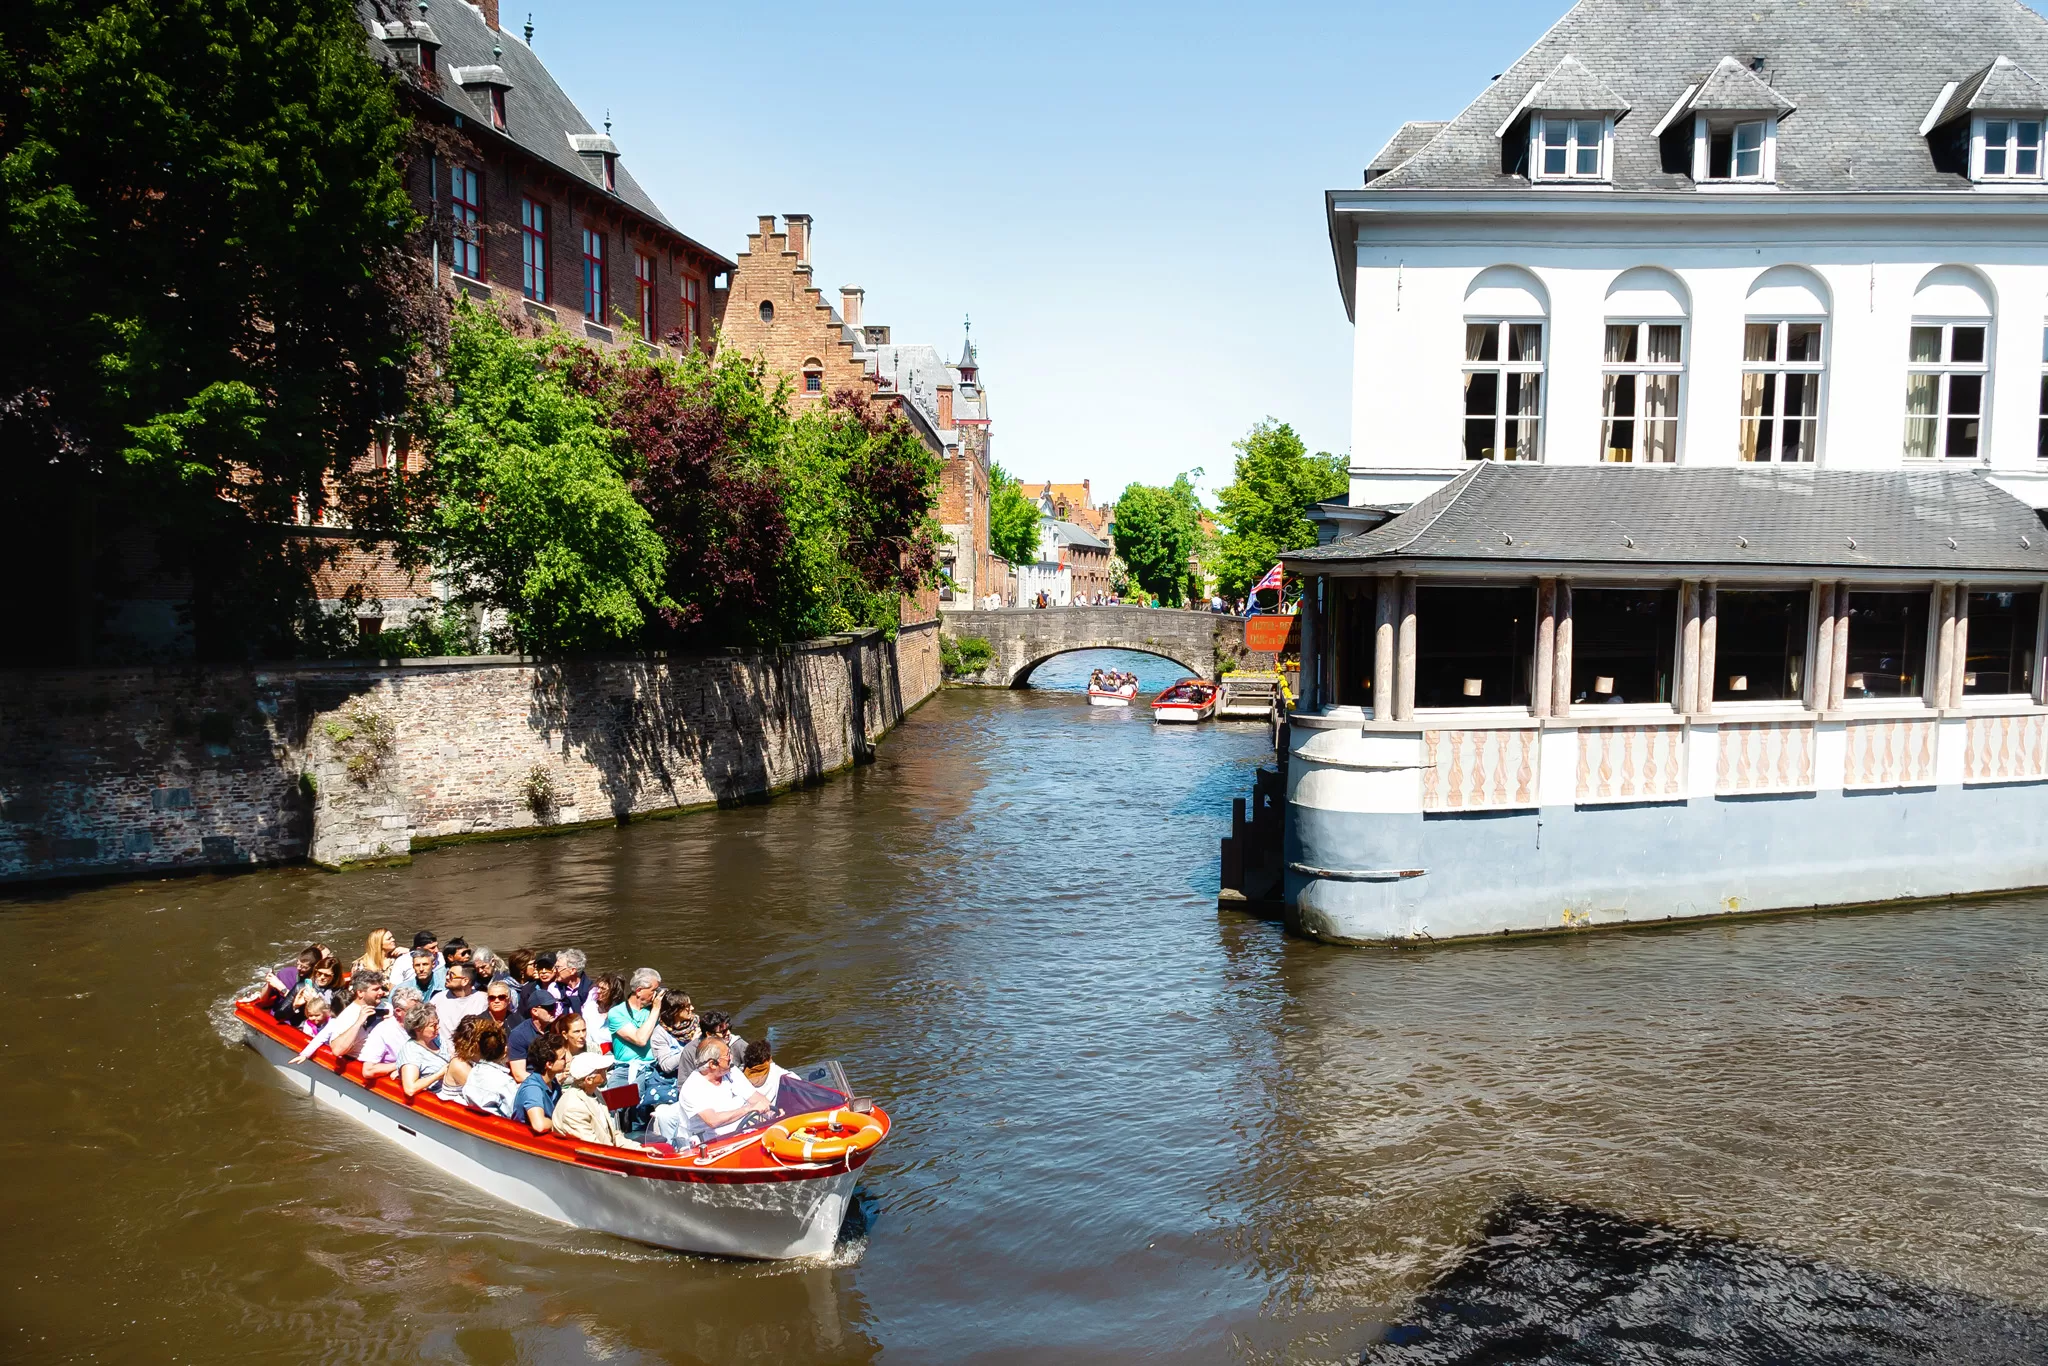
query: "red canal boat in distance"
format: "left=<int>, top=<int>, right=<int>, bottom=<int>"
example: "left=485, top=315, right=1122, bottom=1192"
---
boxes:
left=1151, top=678, right=1218, bottom=724
left=235, top=1001, right=890, bottom=1260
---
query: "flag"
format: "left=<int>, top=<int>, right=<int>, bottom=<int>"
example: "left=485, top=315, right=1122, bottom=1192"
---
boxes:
left=1253, top=563, right=1283, bottom=595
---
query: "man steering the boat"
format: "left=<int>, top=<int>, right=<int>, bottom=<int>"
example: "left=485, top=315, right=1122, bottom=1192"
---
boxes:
left=651, top=1038, right=770, bottom=1146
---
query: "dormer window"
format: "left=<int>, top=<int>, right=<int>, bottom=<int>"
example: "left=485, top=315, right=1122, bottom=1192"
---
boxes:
left=602, top=153, right=617, bottom=193
left=1979, top=117, right=2043, bottom=179
left=1534, top=115, right=1607, bottom=180
left=490, top=87, right=507, bottom=131
left=1697, top=116, right=1775, bottom=182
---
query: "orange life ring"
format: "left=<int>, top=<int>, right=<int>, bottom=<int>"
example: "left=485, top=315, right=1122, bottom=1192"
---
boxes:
left=761, top=1108, right=884, bottom=1164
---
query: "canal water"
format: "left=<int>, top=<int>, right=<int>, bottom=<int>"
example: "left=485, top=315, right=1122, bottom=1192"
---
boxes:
left=9, top=648, right=2048, bottom=1364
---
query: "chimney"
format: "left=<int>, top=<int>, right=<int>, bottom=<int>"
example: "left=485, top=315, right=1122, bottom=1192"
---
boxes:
left=937, top=384, right=954, bottom=429
left=840, top=286, right=864, bottom=327
left=479, top=0, right=501, bottom=28
left=784, top=213, right=811, bottom=265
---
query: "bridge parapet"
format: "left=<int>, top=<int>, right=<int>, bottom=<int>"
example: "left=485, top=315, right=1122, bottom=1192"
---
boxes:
left=938, top=606, right=1250, bottom=686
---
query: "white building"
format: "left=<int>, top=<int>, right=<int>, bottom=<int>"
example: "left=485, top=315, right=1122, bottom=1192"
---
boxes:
left=1270, top=0, right=2048, bottom=946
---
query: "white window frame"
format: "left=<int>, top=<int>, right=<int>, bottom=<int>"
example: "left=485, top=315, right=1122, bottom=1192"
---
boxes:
left=1739, top=319, right=1826, bottom=463
left=1903, top=320, right=1991, bottom=461
left=2037, top=324, right=2048, bottom=460
left=1600, top=320, right=1686, bottom=463
left=1462, top=319, right=1546, bottom=462
left=1974, top=115, right=2045, bottom=181
left=1530, top=114, right=1610, bottom=182
left=1692, top=115, right=1777, bottom=184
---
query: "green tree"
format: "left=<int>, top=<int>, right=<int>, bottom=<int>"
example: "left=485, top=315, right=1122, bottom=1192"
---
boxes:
left=1112, top=473, right=1204, bottom=607
left=0, top=0, right=426, bottom=661
left=1213, top=419, right=1347, bottom=601
left=421, top=304, right=666, bottom=652
left=988, top=464, right=1042, bottom=567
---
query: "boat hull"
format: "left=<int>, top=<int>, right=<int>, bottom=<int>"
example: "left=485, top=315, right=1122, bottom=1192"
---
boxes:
left=1087, top=688, right=1135, bottom=707
left=1153, top=701, right=1216, bottom=723
left=242, top=1022, right=862, bottom=1259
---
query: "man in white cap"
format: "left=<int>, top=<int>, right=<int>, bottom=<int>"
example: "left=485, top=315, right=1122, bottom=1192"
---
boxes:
left=652, top=1038, right=770, bottom=1147
left=549, top=1053, right=642, bottom=1151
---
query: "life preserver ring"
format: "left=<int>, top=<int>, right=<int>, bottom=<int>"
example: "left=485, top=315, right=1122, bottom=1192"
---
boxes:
left=761, top=1109, right=884, bottom=1164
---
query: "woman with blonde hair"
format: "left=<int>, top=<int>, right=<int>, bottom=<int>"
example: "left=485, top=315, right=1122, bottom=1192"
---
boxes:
left=353, top=927, right=399, bottom=980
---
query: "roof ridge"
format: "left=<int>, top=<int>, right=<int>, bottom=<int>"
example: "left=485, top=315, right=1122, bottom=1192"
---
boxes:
left=1374, top=463, right=1487, bottom=556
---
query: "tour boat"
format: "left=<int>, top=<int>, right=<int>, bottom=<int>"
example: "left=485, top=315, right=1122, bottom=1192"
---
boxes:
left=1151, top=679, right=1218, bottom=724
left=235, top=1001, right=890, bottom=1260
left=1087, top=680, right=1139, bottom=707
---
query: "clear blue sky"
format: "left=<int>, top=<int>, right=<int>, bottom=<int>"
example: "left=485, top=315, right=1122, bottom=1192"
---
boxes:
left=500, top=3, right=1584, bottom=502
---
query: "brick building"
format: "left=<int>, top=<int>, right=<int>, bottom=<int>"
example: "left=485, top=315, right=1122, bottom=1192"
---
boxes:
left=715, top=216, right=995, bottom=615
left=321, top=0, right=734, bottom=631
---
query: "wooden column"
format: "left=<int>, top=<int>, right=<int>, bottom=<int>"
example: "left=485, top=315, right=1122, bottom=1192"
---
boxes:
left=1395, top=575, right=1418, bottom=721
left=1830, top=580, right=1850, bottom=707
left=1933, top=584, right=1957, bottom=708
left=2035, top=587, right=2048, bottom=704
left=1299, top=577, right=1320, bottom=712
left=1533, top=578, right=1557, bottom=718
left=1373, top=576, right=1397, bottom=719
left=1698, top=581, right=1718, bottom=716
left=1952, top=584, right=1972, bottom=706
left=1551, top=580, right=1574, bottom=716
left=1811, top=582, right=1836, bottom=712
left=1680, top=581, right=1702, bottom=713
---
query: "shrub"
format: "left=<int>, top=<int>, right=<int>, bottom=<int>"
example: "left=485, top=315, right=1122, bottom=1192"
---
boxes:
left=941, top=634, right=994, bottom=677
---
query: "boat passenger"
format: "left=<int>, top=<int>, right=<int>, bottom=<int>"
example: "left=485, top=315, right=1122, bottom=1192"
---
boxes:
left=404, top=947, right=439, bottom=1000
left=554, top=1054, right=644, bottom=1151
left=583, top=971, right=625, bottom=1048
left=553, top=949, right=592, bottom=1016
left=352, top=928, right=400, bottom=985
left=469, top=945, right=504, bottom=986
left=359, top=986, right=427, bottom=1081
left=292, top=969, right=387, bottom=1063
left=431, top=962, right=488, bottom=1037
left=265, top=945, right=323, bottom=1001
left=411, top=929, right=444, bottom=995
left=606, top=969, right=663, bottom=1078
left=740, top=1038, right=789, bottom=1106
left=699, top=1009, right=749, bottom=1063
left=398, top=1004, right=450, bottom=1099
left=652, top=1039, right=770, bottom=1146
left=515, top=1036, right=565, bottom=1135
left=519, top=950, right=560, bottom=1018
left=548, top=1010, right=592, bottom=1061
left=644, top=991, right=696, bottom=1107
left=297, top=991, right=332, bottom=1038
left=480, top=978, right=517, bottom=1034
left=505, top=947, right=536, bottom=986
left=460, top=1023, right=518, bottom=1118
left=443, top=1012, right=486, bottom=1093
left=505, top=995, right=558, bottom=1082
left=443, top=937, right=472, bottom=977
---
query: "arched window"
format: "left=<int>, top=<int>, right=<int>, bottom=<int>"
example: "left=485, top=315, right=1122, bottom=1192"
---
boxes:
left=802, top=358, right=823, bottom=393
left=1905, top=266, right=1994, bottom=461
left=1462, top=267, right=1549, bottom=462
left=1601, top=268, right=1691, bottom=463
left=1740, top=266, right=1830, bottom=463
left=758, top=299, right=775, bottom=323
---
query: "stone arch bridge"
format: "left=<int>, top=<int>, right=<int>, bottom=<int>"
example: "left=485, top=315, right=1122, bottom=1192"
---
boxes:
left=938, top=606, right=1251, bottom=686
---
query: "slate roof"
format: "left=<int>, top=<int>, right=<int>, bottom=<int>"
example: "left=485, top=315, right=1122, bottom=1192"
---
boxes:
left=1282, top=464, right=2048, bottom=575
left=359, top=0, right=729, bottom=266
left=1687, top=55, right=1797, bottom=115
left=1520, top=55, right=1631, bottom=116
left=1930, top=54, right=2048, bottom=128
left=1360, top=0, right=2048, bottom=193
left=1365, top=121, right=1449, bottom=182
left=866, top=343, right=960, bottom=441
left=1045, top=519, right=1109, bottom=552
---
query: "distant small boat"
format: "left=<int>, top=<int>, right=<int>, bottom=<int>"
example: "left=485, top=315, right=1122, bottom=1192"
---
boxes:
left=1151, top=679, right=1218, bottom=724
left=1088, top=681, right=1139, bottom=707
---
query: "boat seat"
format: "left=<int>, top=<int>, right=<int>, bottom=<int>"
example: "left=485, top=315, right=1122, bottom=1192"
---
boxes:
left=601, top=1080, right=641, bottom=1113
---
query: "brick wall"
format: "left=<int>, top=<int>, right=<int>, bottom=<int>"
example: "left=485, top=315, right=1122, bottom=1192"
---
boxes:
left=715, top=216, right=876, bottom=414
left=0, top=621, right=940, bottom=884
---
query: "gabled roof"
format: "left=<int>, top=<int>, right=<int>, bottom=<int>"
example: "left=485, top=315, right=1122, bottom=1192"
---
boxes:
left=1282, top=464, right=2048, bottom=576
left=1929, top=54, right=2048, bottom=129
left=358, top=0, right=731, bottom=268
left=1356, top=0, right=2048, bottom=194
left=1688, top=54, right=1797, bottom=114
left=1045, top=520, right=1109, bottom=551
left=1523, top=55, right=1631, bottom=116
left=1365, top=121, right=1448, bottom=182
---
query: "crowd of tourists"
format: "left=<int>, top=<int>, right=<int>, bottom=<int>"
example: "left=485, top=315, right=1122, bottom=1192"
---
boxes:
left=1088, top=668, right=1138, bottom=693
left=253, top=929, right=798, bottom=1154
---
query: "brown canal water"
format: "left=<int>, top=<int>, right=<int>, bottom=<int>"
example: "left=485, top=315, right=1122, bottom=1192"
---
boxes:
left=9, top=649, right=2048, bottom=1364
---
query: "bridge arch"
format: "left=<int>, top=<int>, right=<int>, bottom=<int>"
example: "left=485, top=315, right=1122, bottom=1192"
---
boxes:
left=938, top=605, right=1245, bottom=688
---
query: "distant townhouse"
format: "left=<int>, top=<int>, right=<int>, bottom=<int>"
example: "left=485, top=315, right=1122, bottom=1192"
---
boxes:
left=1275, top=0, right=2048, bottom=945
left=715, top=215, right=995, bottom=615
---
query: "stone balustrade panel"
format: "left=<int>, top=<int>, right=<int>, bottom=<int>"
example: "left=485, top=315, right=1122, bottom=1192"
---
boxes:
left=1964, top=712, right=2048, bottom=783
left=1843, top=717, right=1940, bottom=789
left=1716, top=721, right=1816, bottom=795
left=1421, top=728, right=1540, bottom=812
left=1575, top=725, right=1687, bottom=805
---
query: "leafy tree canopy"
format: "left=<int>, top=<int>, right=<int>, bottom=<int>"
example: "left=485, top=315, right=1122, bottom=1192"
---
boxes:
left=422, top=304, right=666, bottom=653
left=1212, top=419, right=1346, bottom=601
left=988, top=464, right=1042, bottom=567
left=0, top=0, right=425, bottom=660
left=1112, top=474, right=1204, bottom=607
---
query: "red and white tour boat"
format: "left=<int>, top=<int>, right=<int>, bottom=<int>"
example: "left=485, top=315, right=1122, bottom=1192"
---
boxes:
left=236, top=1000, right=891, bottom=1260
left=1087, top=680, right=1140, bottom=707
left=1151, top=678, right=1218, bottom=724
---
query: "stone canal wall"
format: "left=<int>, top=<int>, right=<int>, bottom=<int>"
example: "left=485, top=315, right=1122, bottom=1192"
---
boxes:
left=0, top=620, right=939, bottom=884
